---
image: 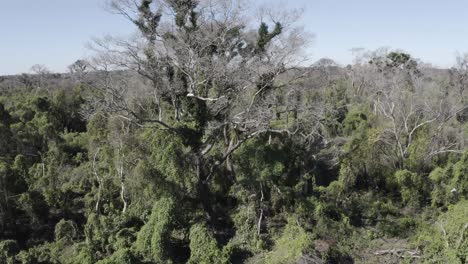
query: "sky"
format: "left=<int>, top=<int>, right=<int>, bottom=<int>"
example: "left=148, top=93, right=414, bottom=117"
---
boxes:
left=2, top=0, right=468, bottom=75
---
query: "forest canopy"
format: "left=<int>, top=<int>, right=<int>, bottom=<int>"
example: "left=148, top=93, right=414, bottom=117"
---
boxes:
left=0, top=0, right=467, bottom=263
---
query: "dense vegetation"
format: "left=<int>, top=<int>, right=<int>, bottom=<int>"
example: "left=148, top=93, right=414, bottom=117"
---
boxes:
left=1, top=0, right=467, bottom=263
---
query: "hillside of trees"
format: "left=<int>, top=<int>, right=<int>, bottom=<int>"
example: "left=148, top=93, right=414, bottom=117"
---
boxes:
left=0, top=0, right=467, bottom=263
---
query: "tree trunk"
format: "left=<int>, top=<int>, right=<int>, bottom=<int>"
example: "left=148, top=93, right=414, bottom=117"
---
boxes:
left=196, top=155, right=214, bottom=222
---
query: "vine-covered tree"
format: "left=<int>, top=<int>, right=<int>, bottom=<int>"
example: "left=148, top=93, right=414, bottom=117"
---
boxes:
left=88, top=0, right=314, bottom=220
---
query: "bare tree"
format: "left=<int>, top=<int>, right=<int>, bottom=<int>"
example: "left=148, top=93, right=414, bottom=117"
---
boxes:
left=450, top=53, right=468, bottom=105
left=30, top=64, right=51, bottom=89
left=360, top=50, right=464, bottom=168
left=86, top=0, right=315, bottom=220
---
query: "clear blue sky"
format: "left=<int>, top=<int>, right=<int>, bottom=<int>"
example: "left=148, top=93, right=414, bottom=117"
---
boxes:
left=2, top=0, right=468, bottom=75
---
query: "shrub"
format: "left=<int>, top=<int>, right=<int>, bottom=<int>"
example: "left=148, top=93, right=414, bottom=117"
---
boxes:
left=452, top=152, right=468, bottom=199
left=416, top=200, right=468, bottom=263
left=0, top=240, right=19, bottom=264
left=55, top=219, right=78, bottom=242
left=96, top=249, right=143, bottom=264
left=264, top=218, right=313, bottom=264
left=187, top=223, right=224, bottom=264
left=394, top=170, right=423, bottom=206
left=134, top=196, right=175, bottom=263
left=429, top=152, right=468, bottom=207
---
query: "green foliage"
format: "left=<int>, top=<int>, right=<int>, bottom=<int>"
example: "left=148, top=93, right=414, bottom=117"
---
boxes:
left=264, top=218, right=313, bottom=264
left=15, top=240, right=95, bottom=264
left=64, top=243, right=95, bottom=264
left=140, top=129, right=197, bottom=195
left=228, top=201, right=263, bottom=253
left=87, top=112, right=109, bottom=145
left=429, top=152, right=468, bottom=207
left=336, top=107, right=398, bottom=192
left=0, top=240, right=19, bottom=264
left=17, top=190, right=49, bottom=226
left=342, top=108, right=368, bottom=135
left=323, top=80, right=350, bottom=136
left=84, top=210, right=138, bottom=259
left=394, top=169, right=424, bottom=206
left=96, top=249, right=143, bottom=264
left=134, top=197, right=175, bottom=263
left=416, top=200, right=468, bottom=263
left=387, top=51, right=418, bottom=70
left=452, top=152, right=468, bottom=199
left=187, top=223, right=225, bottom=264
left=429, top=165, right=455, bottom=206
left=0, top=45, right=466, bottom=264
left=234, top=138, right=287, bottom=184
left=376, top=216, right=418, bottom=238
left=168, top=0, right=198, bottom=28
left=55, top=219, right=78, bottom=242
left=339, top=125, right=391, bottom=190
left=135, top=0, right=162, bottom=42
left=16, top=242, right=56, bottom=264
left=256, top=22, right=283, bottom=53
left=405, top=126, right=432, bottom=172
